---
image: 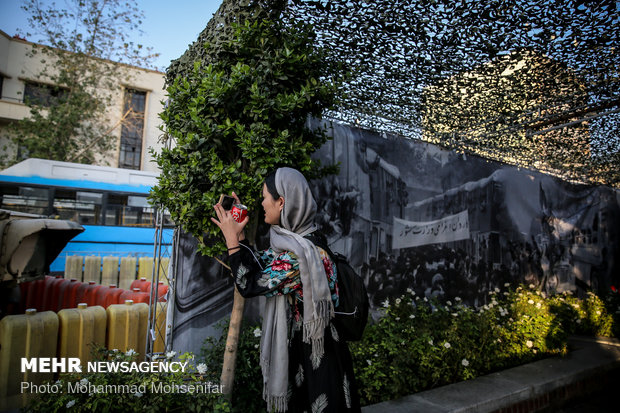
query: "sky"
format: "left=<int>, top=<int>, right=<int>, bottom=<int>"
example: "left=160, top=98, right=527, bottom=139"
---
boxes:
left=0, top=0, right=225, bottom=72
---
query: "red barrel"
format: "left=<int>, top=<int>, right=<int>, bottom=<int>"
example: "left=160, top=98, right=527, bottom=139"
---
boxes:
left=84, top=282, right=105, bottom=307
left=146, top=281, right=169, bottom=302
left=107, top=285, right=125, bottom=306
left=95, top=285, right=124, bottom=309
left=43, top=276, right=69, bottom=312
left=25, top=276, right=49, bottom=312
left=129, top=277, right=150, bottom=292
left=60, top=279, right=82, bottom=309
left=118, top=288, right=150, bottom=305
left=57, top=279, right=79, bottom=310
left=74, top=281, right=91, bottom=307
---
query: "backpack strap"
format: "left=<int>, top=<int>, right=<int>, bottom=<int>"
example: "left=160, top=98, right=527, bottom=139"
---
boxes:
left=304, top=232, right=335, bottom=259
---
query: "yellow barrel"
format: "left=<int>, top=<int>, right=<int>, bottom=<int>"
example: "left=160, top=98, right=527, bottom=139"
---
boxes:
left=101, top=256, right=119, bottom=287
left=106, top=301, right=148, bottom=361
left=158, top=258, right=170, bottom=285
left=65, top=255, right=83, bottom=281
left=0, top=309, right=59, bottom=410
left=83, top=256, right=101, bottom=283
left=58, top=304, right=106, bottom=363
left=152, top=302, right=168, bottom=353
left=138, top=257, right=153, bottom=281
left=119, top=256, right=137, bottom=290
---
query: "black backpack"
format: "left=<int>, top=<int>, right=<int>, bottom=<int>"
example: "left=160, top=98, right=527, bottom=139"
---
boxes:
left=305, top=233, right=369, bottom=341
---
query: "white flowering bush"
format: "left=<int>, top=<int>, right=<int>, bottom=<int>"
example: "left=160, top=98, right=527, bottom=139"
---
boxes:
left=25, top=348, right=230, bottom=413
left=348, top=284, right=599, bottom=406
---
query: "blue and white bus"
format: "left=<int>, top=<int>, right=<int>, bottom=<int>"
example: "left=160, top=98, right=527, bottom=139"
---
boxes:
left=0, top=158, right=173, bottom=273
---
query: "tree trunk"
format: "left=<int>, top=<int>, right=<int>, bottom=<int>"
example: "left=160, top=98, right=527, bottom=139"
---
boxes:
left=220, top=286, right=246, bottom=397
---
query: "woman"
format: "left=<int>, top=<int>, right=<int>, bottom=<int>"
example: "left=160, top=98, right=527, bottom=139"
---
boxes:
left=212, top=167, right=360, bottom=413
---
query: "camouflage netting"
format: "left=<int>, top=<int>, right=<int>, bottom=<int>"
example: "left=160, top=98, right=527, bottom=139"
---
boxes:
left=166, top=0, right=619, bottom=186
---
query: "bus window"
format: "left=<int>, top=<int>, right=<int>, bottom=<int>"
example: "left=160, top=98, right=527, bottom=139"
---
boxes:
left=105, top=193, right=126, bottom=226
left=53, top=189, right=103, bottom=225
left=126, top=196, right=155, bottom=226
left=106, top=194, right=155, bottom=227
left=0, top=186, right=50, bottom=215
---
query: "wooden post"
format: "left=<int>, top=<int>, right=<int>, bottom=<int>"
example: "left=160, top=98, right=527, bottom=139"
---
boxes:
left=220, top=286, right=246, bottom=397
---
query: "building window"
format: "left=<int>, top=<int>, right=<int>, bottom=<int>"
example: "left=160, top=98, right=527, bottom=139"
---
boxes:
left=23, top=81, right=69, bottom=107
left=119, top=89, right=146, bottom=170
left=0, top=75, right=4, bottom=99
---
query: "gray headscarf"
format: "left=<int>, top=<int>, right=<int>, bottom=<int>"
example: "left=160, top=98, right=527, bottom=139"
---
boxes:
left=259, top=167, right=334, bottom=412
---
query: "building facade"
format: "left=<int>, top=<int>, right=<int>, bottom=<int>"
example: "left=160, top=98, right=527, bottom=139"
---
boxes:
left=0, top=29, right=166, bottom=172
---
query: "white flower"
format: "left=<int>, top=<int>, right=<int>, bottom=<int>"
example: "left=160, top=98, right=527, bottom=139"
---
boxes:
left=528, top=299, right=535, bottom=305
left=111, top=349, right=119, bottom=353
left=494, top=287, right=500, bottom=293
left=134, top=392, right=143, bottom=398
left=125, top=349, right=136, bottom=357
left=452, top=313, right=458, bottom=317
left=576, top=319, right=582, bottom=324
left=444, top=342, right=451, bottom=349
left=461, top=358, right=469, bottom=367
left=382, top=299, right=390, bottom=308
left=428, top=339, right=434, bottom=346
left=406, top=288, right=413, bottom=294
left=423, top=297, right=428, bottom=302
left=409, top=314, right=415, bottom=319
left=596, top=310, right=601, bottom=315
left=196, top=363, right=208, bottom=374
left=166, top=351, right=177, bottom=359
left=504, top=283, right=510, bottom=287
left=526, top=340, right=534, bottom=348
left=254, top=344, right=259, bottom=349
left=455, top=297, right=461, bottom=302
left=395, top=317, right=400, bottom=321
left=446, top=300, right=452, bottom=306
left=80, top=378, right=88, bottom=386
left=366, top=359, right=372, bottom=366
left=503, top=292, right=509, bottom=296
left=253, top=328, right=262, bottom=338
left=529, top=284, right=535, bottom=289
left=395, top=298, right=402, bottom=305
left=536, top=302, right=542, bottom=309
left=66, top=400, right=76, bottom=408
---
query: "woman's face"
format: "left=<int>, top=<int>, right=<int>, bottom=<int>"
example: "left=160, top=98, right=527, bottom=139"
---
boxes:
left=261, top=183, right=284, bottom=225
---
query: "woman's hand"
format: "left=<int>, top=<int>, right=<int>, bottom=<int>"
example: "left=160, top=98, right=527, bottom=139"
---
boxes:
left=231, top=191, right=246, bottom=241
left=211, top=192, right=249, bottom=249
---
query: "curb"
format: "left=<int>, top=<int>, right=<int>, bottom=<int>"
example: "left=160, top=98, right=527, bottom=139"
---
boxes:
left=361, top=336, right=620, bottom=413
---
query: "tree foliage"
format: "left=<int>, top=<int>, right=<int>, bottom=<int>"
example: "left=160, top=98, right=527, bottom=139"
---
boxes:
left=6, top=0, right=157, bottom=165
left=282, top=0, right=619, bottom=186
left=150, top=13, right=341, bottom=256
